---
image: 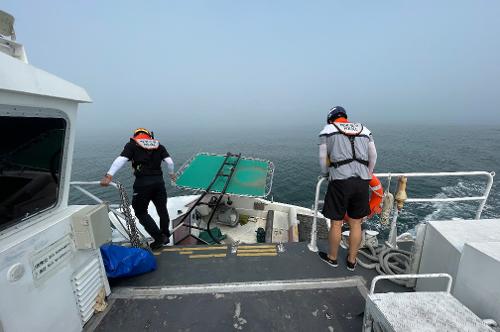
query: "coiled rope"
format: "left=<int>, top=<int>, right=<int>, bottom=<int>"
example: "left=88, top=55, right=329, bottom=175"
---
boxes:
left=357, top=244, right=413, bottom=286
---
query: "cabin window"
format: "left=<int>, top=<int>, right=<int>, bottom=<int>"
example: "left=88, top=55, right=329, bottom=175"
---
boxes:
left=0, top=116, right=66, bottom=232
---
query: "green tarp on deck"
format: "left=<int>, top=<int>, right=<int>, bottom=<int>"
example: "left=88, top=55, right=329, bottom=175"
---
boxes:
left=175, top=153, right=273, bottom=197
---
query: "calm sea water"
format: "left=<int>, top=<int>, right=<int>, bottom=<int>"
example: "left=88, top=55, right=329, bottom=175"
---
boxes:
left=70, top=124, right=500, bottom=235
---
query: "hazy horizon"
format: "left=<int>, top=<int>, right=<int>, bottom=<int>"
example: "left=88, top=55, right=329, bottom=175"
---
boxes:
left=3, top=1, right=500, bottom=131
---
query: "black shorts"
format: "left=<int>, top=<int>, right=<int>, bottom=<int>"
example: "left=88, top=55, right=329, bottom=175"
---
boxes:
left=322, top=177, right=370, bottom=220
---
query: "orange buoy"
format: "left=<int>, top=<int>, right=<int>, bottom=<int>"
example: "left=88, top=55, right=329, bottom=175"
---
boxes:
left=367, top=175, right=383, bottom=218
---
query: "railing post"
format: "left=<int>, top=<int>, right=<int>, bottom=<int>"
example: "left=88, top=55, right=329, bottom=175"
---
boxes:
left=476, top=171, right=495, bottom=219
left=308, top=176, right=327, bottom=252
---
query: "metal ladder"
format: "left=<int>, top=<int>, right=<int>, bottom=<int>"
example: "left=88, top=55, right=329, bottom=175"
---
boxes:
left=174, top=152, right=241, bottom=245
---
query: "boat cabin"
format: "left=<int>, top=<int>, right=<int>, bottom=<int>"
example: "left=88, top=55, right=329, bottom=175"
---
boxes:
left=0, top=11, right=111, bottom=331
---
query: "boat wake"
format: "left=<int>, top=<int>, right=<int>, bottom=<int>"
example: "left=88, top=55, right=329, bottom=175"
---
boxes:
left=365, top=179, right=497, bottom=238
left=424, top=180, right=492, bottom=221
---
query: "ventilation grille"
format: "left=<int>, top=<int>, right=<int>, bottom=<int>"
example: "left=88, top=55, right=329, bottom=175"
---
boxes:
left=72, top=257, right=104, bottom=324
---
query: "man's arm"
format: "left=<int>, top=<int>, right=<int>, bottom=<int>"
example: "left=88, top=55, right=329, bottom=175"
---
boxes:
left=100, top=156, right=129, bottom=186
left=319, top=143, right=329, bottom=177
left=160, top=145, right=176, bottom=182
left=368, top=141, right=377, bottom=175
left=163, top=157, right=176, bottom=182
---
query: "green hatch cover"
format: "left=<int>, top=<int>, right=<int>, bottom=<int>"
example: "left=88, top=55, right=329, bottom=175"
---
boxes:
left=175, top=153, right=274, bottom=197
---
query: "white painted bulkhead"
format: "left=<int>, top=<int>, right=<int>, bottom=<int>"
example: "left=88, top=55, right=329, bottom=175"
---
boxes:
left=0, top=205, right=109, bottom=331
left=0, top=47, right=109, bottom=331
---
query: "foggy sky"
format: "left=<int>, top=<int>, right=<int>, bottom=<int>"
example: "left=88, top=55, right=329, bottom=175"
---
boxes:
left=3, top=1, right=500, bottom=132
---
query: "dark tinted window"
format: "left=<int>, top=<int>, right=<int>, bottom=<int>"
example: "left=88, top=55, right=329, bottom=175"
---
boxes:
left=0, top=116, right=66, bottom=232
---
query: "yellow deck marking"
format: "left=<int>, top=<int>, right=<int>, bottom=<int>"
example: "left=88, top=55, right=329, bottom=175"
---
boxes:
left=162, top=246, right=227, bottom=252
left=153, top=252, right=161, bottom=256
left=238, top=245, right=276, bottom=249
left=177, top=251, right=194, bottom=255
left=237, top=249, right=277, bottom=253
left=237, top=252, right=278, bottom=257
left=189, top=253, right=227, bottom=259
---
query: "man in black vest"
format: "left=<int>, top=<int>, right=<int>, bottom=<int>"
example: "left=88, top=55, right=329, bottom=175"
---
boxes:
left=100, top=128, right=176, bottom=250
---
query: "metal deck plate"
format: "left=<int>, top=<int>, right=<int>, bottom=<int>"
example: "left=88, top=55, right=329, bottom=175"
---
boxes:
left=109, top=242, right=408, bottom=292
left=95, top=286, right=365, bottom=331
left=366, top=292, right=494, bottom=332
left=89, top=242, right=412, bottom=332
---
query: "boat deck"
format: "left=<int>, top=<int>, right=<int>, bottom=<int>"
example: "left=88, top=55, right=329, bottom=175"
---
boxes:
left=88, top=241, right=410, bottom=331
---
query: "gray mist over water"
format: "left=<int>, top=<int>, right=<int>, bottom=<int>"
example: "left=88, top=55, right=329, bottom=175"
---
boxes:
left=3, top=0, right=500, bottom=132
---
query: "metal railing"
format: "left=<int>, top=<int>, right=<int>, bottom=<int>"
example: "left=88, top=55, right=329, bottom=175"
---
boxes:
left=308, top=171, right=496, bottom=252
left=70, top=181, right=118, bottom=204
left=370, top=273, right=453, bottom=294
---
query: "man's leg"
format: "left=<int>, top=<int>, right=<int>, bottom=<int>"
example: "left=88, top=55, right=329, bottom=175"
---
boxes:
left=151, top=183, right=171, bottom=238
left=328, top=220, right=343, bottom=260
left=132, top=185, right=163, bottom=242
left=319, top=180, right=346, bottom=267
left=346, top=218, right=362, bottom=264
left=345, top=178, right=370, bottom=265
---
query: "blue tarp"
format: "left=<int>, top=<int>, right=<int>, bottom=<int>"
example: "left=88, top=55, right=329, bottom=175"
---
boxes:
left=100, top=244, right=157, bottom=278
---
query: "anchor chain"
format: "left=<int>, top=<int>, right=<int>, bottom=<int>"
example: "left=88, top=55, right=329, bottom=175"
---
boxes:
left=115, top=181, right=142, bottom=248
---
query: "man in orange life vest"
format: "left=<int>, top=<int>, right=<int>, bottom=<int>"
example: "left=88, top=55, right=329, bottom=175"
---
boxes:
left=318, top=106, right=377, bottom=271
left=100, top=128, right=176, bottom=250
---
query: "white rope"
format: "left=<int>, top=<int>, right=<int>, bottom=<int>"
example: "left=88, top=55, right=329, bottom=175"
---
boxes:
left=380, top=192, right=394, bottom=225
